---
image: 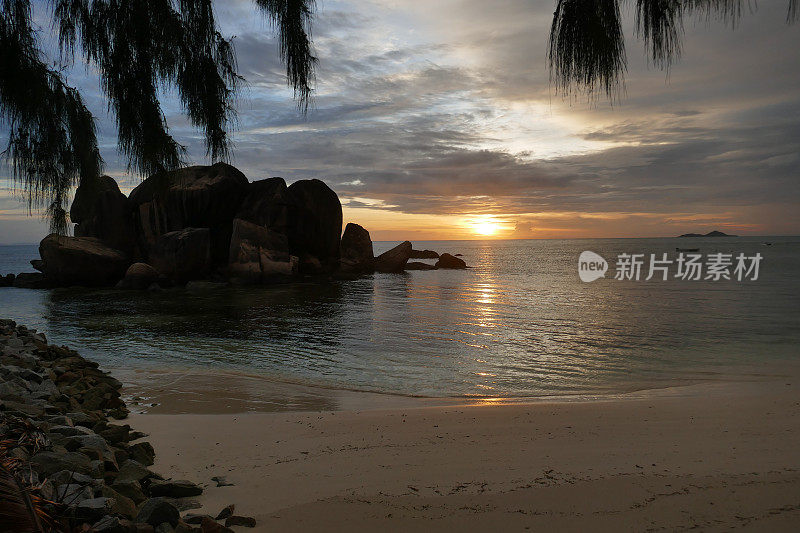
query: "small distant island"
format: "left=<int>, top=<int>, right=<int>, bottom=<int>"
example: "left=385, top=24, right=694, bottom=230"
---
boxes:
left=678, top=230, right=737, bottom=238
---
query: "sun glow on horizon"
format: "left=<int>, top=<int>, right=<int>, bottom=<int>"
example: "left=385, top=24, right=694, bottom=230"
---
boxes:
left=468, top=216, right=509, bottom=237
left=473, top=220, right=500, bottom=236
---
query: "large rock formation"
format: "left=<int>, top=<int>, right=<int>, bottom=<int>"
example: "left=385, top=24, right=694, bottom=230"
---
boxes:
left=38, top=235, right=129, bottom=286
left=235, top=177, right=294, bottom=233
left=375, top=241, right=412, bottom=273
left=14, top=163, right=371, bottom=288
left=338, top=223, right=374, bottom=275
left=285, top=179, right=342, bottom=271
left=148, top=228, right=211, bottom=283
left=228, top=218, right=296, bottom=283
left=70, top=175, right=136, bottom=255
left=235, top=177, right=343, bottom=274
left=128, top=163, right=249, bottom=267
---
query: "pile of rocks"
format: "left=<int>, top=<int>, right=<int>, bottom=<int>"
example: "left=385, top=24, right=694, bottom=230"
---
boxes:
left=1, top=163, right=468, bottom=290
left=0, top=319, right=253, bottom=532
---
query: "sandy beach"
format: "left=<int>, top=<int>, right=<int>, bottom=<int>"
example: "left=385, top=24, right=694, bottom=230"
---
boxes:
left=129, top=376, right=800, bottom=532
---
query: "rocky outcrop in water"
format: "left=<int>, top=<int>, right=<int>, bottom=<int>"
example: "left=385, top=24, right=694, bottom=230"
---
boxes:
left=128, top=163, right=250, bottom=269
left=435, top=253, right=467, bottom=269
left=375, top=241, right=413, bottom=273
left=23, top=163, right=353, bottom=288
left=117, top=263, right=160, bottom=290
left=71, top=175, right=137, bottom=256
left=4, top=163, right=475, bottom=288
left=228, top=218, right=296, bottom=283
left=409, top=249, right=439, bottom=259
left=0, top=318, right=253, bottom=532
left=39, top=235, right=130, bottom=287
left=338, top=223, right=374, bottom=275
left=405, top=261, right=437, bottom=270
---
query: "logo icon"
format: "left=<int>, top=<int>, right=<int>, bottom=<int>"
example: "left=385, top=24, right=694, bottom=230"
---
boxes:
left=578, top=251, right=608, bottom=282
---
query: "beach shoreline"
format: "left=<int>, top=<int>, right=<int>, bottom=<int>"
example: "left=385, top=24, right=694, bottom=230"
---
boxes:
left=115, top=361, right=800, bottom=415
left=129, top=371, right=800, bottom=531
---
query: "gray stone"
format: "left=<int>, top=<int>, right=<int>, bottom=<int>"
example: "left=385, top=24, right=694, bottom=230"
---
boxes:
left=129, top=441, right=155, bottom=466
left=111, top=479, right=146, bottom=504
left=135, top=498, right=180, bottom=528
left=30, top=451, right=100, bottom=478
left=49, top=470, right=96, bottom=487
left=55, top=483, right=94, bottom=506
left=115, top=460, right=156, bottom=483
left=75, top=497, right=115, bottom=522
left=49, top=424, right=95, bottom=437
left=91, top=515, right=130, bottom=533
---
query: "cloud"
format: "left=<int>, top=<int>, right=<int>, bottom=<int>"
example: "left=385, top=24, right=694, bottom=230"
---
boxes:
left=1, top=0, right=798, bottom=242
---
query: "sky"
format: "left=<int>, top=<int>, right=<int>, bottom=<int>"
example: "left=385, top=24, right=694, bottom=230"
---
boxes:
left=1, top=0, right=799, bottom=243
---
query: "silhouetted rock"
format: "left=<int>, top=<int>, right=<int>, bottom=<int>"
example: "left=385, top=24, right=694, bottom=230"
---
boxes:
left=38, top=235, right=129, bottom=287
left=285, top=179, right=342, bottom=269
left=149, top=228, right=211, bottom=283
left=405, top=261, right=437, bottom=271
left=338, top=223, right=374, bottom=275
left=0, top=273, right=15, bottom=287
left=235, top=177, right=293, bottom=234
left=129, top=163, right=249, bottom=267
left=678, top=230, right=736, bottom=237
left=375, top=241, right=412, bottom=273
left=71, top=175, right=137, bottom=254
left=409, top=249, right=439, bottom=259
left=435, top=253, right=467, bottom=269
left=117, top=263, right=159, bottom=290
left=228, top=218, right=294, bottom=283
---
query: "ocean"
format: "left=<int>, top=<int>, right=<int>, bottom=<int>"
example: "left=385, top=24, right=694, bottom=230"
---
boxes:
left=1, top=237, right=798, bottom=398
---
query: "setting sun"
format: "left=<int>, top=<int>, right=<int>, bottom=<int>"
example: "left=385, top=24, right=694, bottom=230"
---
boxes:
left=473, top=220, right=499, bottom=236
left=469, top=216, right=508, bottom=237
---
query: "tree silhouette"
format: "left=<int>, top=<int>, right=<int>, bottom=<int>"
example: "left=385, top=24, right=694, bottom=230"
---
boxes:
left=0, top=0, right=316, bottom=233
left=549, top=0, right=797, bottom=100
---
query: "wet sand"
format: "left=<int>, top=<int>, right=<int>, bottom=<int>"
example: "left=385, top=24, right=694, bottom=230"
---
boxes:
left=128, top=375, right=800, bottom=532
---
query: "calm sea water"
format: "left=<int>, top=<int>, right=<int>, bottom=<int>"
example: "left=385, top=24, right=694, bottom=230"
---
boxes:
left=1, top=237, right=798, bottom=398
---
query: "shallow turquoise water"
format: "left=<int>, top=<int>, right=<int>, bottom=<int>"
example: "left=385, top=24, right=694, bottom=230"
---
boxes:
left=1, top=237, right=798, bottom=397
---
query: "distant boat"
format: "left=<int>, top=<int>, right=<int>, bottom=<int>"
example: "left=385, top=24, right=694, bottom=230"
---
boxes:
left=676, top=247, right=699, bottom=252
left=763, top=242, right=773, bottom=246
